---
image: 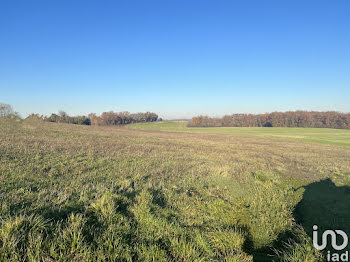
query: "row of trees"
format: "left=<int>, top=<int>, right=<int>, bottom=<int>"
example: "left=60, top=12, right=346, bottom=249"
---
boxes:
left=46, top=111, right=91, bottom=125
left=89, top=111, right=158, bottom=125
left=2, top=102, right=349, bottom=129
left=0, top=103, right=160, bottom=126
left=44, top=111, right=158, bottom=126
left=189, top=111, right=350, bottom=129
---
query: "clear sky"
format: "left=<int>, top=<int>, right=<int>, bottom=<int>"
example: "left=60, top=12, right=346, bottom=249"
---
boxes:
left=1, top=0, right=349, bottom=119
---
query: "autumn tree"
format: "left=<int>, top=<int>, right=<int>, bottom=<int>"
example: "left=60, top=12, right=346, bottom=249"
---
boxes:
left=189, top=111, right=350, bottom=129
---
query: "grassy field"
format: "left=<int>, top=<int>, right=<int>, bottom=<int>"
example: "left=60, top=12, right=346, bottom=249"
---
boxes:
left=127, top=121, right=350, bottom=147
left=1, top=119, right=350, bottom=261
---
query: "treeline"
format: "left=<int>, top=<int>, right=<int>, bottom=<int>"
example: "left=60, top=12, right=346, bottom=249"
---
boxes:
left=0, top=103, right=160, bottom=126
left=46, top=111, right=91, bottom=125
left=89, top=111, right=158, bottom=125
left=189, top=111, right=350, bottom=129
left=44, top=111, right=159, bottom=126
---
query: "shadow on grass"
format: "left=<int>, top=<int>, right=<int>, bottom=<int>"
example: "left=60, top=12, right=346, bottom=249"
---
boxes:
left=245, top=178, right=350, bottom=261
left=294, top=179, right=350, bottom=254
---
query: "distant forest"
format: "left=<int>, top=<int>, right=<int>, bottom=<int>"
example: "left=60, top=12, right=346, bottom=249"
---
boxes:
left=44, top=111, right=159, bottom=125
left=2, top=103, right=350, bottom=129
left=0, top=103, right=159, bottom=126
left=21, top=110, right=157, bottom=126
left=189, top=111, right=350, bottom=129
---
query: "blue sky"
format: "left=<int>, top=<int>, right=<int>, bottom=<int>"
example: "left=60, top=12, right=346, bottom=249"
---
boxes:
left=1, top=0, right=349, bottom=119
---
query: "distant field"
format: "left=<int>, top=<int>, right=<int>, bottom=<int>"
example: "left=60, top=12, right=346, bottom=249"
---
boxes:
left=127, top=121, right=350, bottom=146
left=1, top=118, right=350, bottom=261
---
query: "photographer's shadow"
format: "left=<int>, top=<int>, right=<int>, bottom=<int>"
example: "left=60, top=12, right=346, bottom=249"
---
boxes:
left=294, top=178, right=350, bottom=253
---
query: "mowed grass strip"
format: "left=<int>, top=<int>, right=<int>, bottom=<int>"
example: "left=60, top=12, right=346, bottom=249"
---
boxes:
left=126, top=121, right=350, bottom=146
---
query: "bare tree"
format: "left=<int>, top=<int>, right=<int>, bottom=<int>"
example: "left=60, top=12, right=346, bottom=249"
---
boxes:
left=0, top=103, right=14, bottom=117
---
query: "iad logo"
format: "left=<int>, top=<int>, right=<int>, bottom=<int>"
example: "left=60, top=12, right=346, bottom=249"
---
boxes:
left=313, top=225, right=349, bottom=261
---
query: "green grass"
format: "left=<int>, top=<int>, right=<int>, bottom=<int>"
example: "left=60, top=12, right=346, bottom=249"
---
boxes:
left=127, top=121, right=350, bottom=146
left=1, top=118, right=350, bottom=261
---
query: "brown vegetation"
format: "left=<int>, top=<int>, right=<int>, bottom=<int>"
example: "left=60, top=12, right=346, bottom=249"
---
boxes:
left=189, top=111, right=350, bottom=129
